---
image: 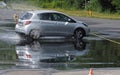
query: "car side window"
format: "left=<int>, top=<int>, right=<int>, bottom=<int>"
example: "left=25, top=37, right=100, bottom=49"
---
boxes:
left=52, top=13, right=66, bottom=22
left=38, top=13, right=54, bottom=21
left=39, top=13, right=49, bottom=20
left=52, top=13, right=76, bottom=23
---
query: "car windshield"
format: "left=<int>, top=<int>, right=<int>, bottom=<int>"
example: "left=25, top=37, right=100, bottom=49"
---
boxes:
left=20, top=12, right=33, bottom=20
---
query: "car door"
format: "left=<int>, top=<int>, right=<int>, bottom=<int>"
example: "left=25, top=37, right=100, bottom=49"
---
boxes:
left=38, top=13, right=57, bottom=36
left=52, top=13, right=77, bottom=36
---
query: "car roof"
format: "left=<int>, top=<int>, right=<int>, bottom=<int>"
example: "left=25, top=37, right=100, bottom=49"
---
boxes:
left=27, top=10, right=60, bottom=14
left=25, top=10, right=77, bottom=21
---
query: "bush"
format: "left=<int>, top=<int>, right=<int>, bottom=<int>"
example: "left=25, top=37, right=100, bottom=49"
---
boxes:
left=86, top=0, right=103, bottom=12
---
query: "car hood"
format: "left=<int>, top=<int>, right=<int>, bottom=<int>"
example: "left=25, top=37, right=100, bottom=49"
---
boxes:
left=77, top=21, right=84, bottom=24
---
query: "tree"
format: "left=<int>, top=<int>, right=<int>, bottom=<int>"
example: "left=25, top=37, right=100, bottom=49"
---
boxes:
left=99, top=0, right=114, bottom=12
left=112, top=0, right=120, bottom=13
left=86, top=0, right=102, bottom=12
left=26, top=0, right=120, bottom=13
left=74, top=0, right=85, bottom=9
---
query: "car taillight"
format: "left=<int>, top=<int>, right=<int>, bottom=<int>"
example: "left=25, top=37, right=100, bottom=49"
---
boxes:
left=25, top=21, right=31, bottom=25
left=26, top=54, right=31, bottom=58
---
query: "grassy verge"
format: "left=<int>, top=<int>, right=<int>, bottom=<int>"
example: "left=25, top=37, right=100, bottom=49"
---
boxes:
left=11, top=3, right=120, bottom=20
left=50, top=8, right=120, bottom=20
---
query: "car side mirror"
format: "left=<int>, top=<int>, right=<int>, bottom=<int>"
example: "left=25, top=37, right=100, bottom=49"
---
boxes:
left=68, top=19, right=76, bottom=23
left=68, top=19, right=71, bottom=22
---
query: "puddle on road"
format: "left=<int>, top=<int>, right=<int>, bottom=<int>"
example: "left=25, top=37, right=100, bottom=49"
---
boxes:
left=0, top=22, right=120, bottom=70
left=0, top=37, right=120, bottom=70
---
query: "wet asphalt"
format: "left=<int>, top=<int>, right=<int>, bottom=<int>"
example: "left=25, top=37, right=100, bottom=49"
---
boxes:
left=0, top=9, right=120, bottom=75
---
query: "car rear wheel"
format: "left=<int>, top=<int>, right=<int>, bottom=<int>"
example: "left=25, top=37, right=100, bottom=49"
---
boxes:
left=30, top=29, right=40, bottom=39
left=74, top=29, right=85, bottom=39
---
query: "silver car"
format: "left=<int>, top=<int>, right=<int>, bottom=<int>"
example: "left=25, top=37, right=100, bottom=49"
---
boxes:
left=15, top=10, right=89, bottom=39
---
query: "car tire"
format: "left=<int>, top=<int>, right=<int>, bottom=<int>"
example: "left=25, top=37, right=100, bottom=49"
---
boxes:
left=30, top=29, right=40, bottom=39
left=74, top=29, right=85, bottom=39
left=74, top=40, right=86, bottom=51
left=25, top=36, right=33, bottom=42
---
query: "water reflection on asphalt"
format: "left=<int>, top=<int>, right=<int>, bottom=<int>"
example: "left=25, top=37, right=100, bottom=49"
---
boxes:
left=0, top=21, right=120, bottom=70
left=15, top=39, right=88, bottom=69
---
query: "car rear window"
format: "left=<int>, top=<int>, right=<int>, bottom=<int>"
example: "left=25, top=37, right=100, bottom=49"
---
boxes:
left=20, top=12, right=33, bottom=20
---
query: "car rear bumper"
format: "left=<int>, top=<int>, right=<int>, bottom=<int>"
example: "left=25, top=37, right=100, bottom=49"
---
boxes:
left=15, top=24, right=29, bottom=35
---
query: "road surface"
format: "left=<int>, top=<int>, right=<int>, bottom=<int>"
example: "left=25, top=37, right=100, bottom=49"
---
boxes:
left=0, top=9, right=120, bottom=75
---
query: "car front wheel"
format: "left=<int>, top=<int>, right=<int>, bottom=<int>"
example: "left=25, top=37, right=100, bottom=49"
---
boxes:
left=74, top=29, right=85, bottom=39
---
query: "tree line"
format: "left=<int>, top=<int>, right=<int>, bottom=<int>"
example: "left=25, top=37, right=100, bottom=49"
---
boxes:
left=2, top=0, right=120, bottom=13
left=33, top=0, right=120, bottom=13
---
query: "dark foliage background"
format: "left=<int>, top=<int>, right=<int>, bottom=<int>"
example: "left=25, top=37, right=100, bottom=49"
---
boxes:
left=2, top=0, right=120, bottom=13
